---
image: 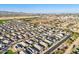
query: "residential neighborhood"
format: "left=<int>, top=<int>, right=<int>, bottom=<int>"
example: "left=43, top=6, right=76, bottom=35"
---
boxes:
left=0, top=19, right=71, bottom=54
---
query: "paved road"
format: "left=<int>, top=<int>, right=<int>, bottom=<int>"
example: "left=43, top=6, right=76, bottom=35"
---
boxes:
left=42, top=34, right=71, bottom=54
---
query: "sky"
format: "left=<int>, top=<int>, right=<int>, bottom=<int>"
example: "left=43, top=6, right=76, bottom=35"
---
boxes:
left=0, top=4, right=79, bottom=13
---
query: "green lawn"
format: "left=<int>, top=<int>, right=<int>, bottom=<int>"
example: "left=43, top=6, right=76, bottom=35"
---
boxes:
left=0, top=20, right=8, bottom=24
left=5, top=50, right=16, bottom=54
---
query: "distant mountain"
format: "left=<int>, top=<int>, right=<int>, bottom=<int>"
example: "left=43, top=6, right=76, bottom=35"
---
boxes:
left=0, top=11, right=35, bottom=17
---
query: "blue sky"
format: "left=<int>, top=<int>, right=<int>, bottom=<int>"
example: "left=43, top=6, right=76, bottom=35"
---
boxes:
left=0, top=4, right=79, bottom=13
